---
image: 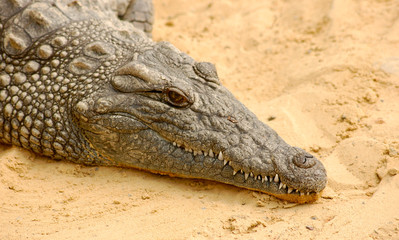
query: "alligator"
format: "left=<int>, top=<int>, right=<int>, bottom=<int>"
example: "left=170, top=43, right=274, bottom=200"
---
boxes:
left=0, top=0, right=327, bottom=203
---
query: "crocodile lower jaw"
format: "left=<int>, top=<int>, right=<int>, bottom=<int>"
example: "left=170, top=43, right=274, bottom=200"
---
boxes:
left=268, top=191, right=322, bottom=204
left=140, top=165, right=322, bottom=203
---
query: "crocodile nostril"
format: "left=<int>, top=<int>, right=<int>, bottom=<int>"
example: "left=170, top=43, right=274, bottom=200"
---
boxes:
left=293, top=153, right=316, bottom=168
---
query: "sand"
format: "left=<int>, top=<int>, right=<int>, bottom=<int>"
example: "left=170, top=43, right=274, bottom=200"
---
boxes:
left=1, top=0, right=399, bottom=239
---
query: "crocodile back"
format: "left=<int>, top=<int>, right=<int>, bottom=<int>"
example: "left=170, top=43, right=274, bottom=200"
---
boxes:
left=0, top=0, right=148, bottom=163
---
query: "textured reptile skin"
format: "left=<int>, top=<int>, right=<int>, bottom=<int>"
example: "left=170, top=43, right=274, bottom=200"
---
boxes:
left=0, top=0, right=327, bottom=203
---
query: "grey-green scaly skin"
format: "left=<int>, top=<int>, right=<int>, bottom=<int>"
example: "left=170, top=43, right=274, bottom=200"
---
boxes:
left=0, top=0, right=327, bottom=203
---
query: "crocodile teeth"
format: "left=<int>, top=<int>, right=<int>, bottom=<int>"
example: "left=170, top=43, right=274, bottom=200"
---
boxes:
left=300, top=192, right=304, bottom=196
left=228, top=161, right=232, bottom=166
left=274, top=174, right=279, bottom=183
left=262, top=177, right=266, bottom=183
left=223, top=160, right=228, bottom=166
left=204, top=151, right=208, bottom=156
left=257, top=175, right=261, bottom=181
left=233, top=170, right=237, bottom=175
left=198, top=151, right=203, bottom=155
left=283, top=184, right=286, bottom=189
left=269, top=176, right=273, bottom=182
left=177, top=143, right=181, bottom=147
left=218, top=151, right=224, bottom=161
left=193, top=151, right=198, bottom=156
left=245, top=172, right=249, bottom=180
left=250, top=172, right=254, bottom=177
left=279, top=182, right=283, bottom=189
left=307, top=192, right=310, bottom=195
left=209, top=149, right=214, bottom=157
left=287, top=188, right=293, bottom=194
left=173, top=142, right=177, bottom=146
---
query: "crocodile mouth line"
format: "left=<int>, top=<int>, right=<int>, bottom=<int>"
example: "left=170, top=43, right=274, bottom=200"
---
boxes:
left=94, top=112, right=319, bottom=198
left=92, top=112, right=319, bottom=198
left=170, top=140, right=318, bottom=197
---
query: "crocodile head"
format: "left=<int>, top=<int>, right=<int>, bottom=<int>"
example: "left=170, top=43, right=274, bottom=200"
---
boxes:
left=74, top=40, right=327, bottom=203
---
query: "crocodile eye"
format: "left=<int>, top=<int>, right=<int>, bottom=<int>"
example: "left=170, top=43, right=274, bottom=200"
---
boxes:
left=164, top=88, right=191, bottom=108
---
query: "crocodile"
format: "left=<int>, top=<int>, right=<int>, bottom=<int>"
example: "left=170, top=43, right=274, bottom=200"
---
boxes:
left=0, top=0, right=327, bottom=203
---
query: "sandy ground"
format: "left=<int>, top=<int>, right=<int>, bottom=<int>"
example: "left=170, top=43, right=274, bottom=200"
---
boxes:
left=1, top=0, right=399, bottom=239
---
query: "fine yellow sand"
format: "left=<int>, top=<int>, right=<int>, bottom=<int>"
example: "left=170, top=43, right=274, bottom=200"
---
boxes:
left=1, top=0, right=399, bottom=239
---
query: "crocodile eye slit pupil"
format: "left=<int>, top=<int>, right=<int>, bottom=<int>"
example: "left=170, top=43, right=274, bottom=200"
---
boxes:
left=164, top=88, right=190, bottom=107
left=168, top=91, right=184, bottom=104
